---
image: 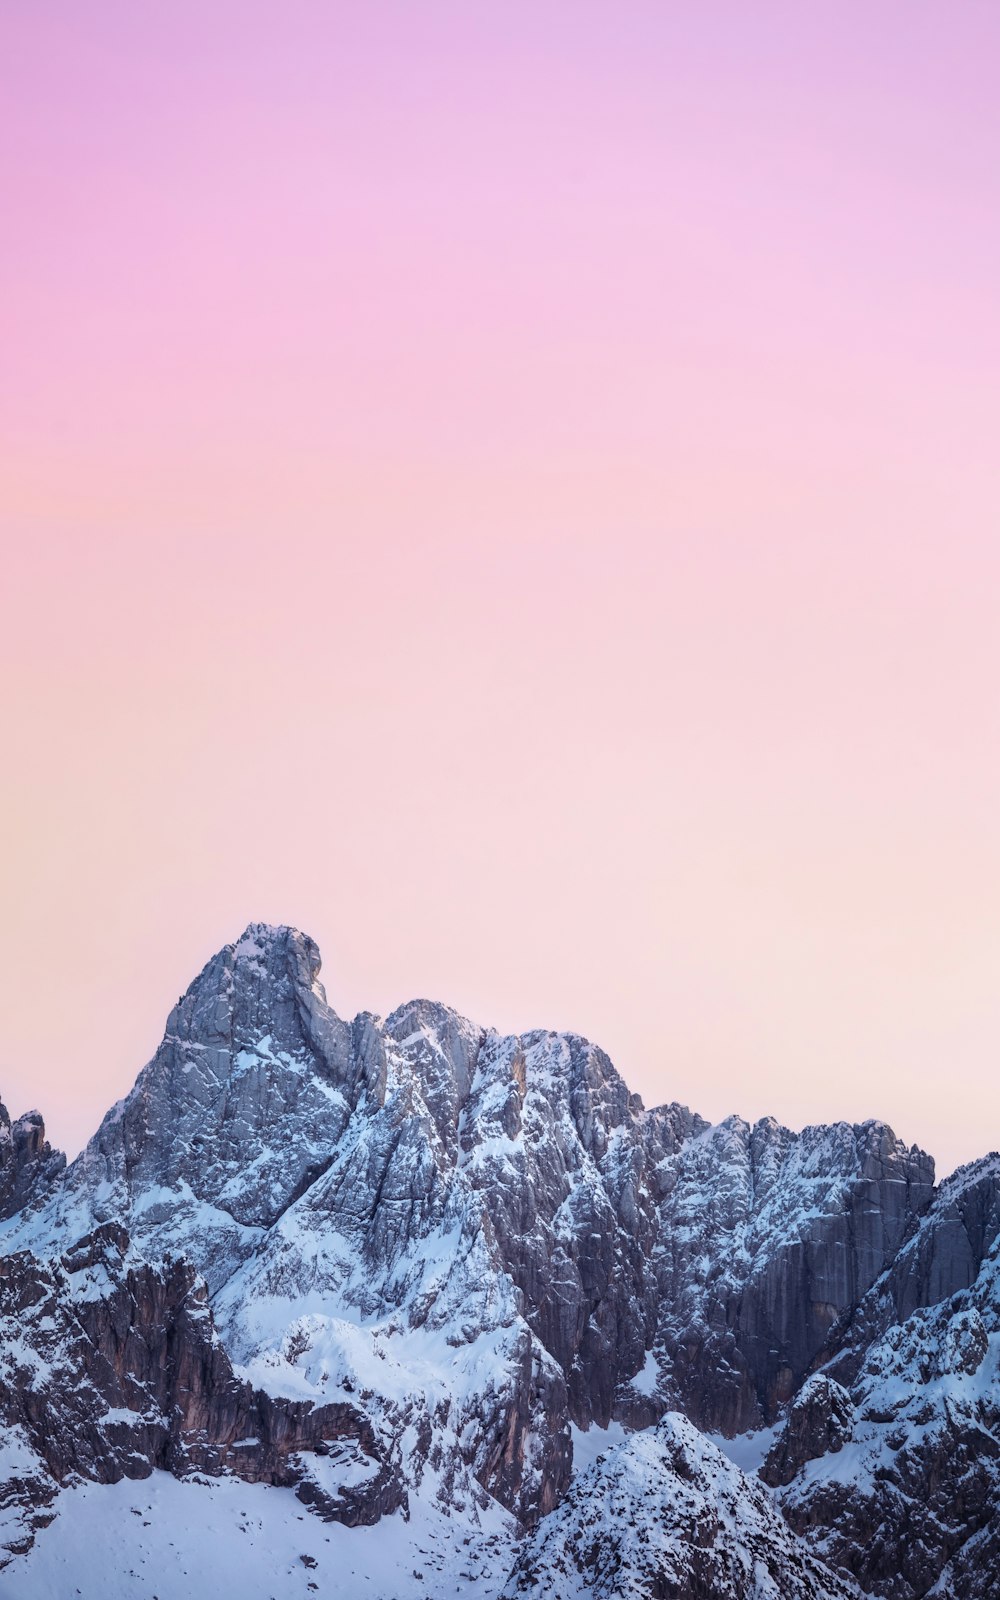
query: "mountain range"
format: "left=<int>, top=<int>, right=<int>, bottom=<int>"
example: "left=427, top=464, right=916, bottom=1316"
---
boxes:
left=0, top=923, right=997, bottom=1599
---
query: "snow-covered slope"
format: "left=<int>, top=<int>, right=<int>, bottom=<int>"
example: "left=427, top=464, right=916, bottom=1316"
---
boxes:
left=504, top=1414, right=864, bottom=1599
left=0, top=922, right=996, bottom=1597
left=0, top=1470, right=514, bottom=1600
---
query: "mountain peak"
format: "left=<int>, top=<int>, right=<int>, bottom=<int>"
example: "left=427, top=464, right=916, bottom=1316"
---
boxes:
left=227, top=921, right=324, bottom=986
left=232, top=920, right=312, bottom=955
left=165, top=922, right=333, bottom=1046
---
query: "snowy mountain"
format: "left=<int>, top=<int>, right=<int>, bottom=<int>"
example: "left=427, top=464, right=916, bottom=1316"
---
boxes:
left=0, top=923, right=996, bottom=1598
left=505, top=1415, right=865, bottom=1599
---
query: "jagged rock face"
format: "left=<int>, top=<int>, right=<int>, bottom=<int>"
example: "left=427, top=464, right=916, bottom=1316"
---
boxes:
left=0, top=1222, right=402, bottom=1564
left=454, top=1025, right=663, bottom=1426
left=824, top=1153, right=1000, bottom=1386
left=930, top=1519, right=1000, bottom=1600
left=0, top=1103, right=64, bottom=1221
left=624, top=1115, right=935, bottom=1436
left=768, top=1157, right=1000, bottom=1599
left=760, top=1374, right=854, bottom=1488
left=36, top=926, right=359, bottom=1289
left=205, top=1009, right=582, bottom=1526
left=503, top=1413, right=865, bottom=1599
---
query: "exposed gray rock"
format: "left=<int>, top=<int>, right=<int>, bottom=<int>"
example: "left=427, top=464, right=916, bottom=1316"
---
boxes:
left=0, top=1221, right=403, bottom=1564
left=0, top=1103, right=64, bottom=1221
left=771, top=1156, right=1000, bottom=1598
left=929, top=1517, right=1000, bottom=1599
left=824, top=1151, right=1000, bottom=1386
left=631, top=1114, right=935, bottom=1434
left=31, top=925, right=358, bottom=1289
left=760, top=1374, right=854, bottom=1487
left=456, top=1025, right=662, bottom=1427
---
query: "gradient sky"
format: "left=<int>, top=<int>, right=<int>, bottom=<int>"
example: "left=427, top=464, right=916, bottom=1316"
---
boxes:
left=2, top=3, right=999, bottom=1177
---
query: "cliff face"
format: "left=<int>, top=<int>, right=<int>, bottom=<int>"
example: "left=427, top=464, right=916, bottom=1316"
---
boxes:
left=0, top=1218, right=402, bottom=1555
left=762, top=1156, right=1000, bottom=1600
left=638, top=1114, right=936, bottom=1434
left=0, top=923, right=995, bottom=1598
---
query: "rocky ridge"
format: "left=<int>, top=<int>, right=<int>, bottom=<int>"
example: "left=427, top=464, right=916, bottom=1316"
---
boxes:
left=504, top=1414, right=865, bottom=1600
left=0, top=922, right=996, bottom=1598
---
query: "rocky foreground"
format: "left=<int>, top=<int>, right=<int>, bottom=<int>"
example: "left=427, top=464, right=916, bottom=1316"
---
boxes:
left=0, top=924, right=996, bottom=1598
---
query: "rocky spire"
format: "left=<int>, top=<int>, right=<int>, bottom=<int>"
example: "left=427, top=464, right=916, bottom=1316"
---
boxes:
left=0, top=1102, right=64, bottom=1221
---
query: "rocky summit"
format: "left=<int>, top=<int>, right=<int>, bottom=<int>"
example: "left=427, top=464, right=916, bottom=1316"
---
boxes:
left=0, top=923, right=997, bottom=1599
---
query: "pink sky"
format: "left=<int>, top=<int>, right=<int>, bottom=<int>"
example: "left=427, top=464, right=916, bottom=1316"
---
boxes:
left=2, top=4, right=999, bottom=1175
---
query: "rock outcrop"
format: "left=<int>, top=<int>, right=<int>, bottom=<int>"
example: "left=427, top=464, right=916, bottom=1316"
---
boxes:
left=0, top=1219, right=403, bottom=1562
left=633, top=1116, right=935, bottom=1435
left=760, top=1374, right=854, bottom=1488
left=0, top=1102, right=64, bottom=1222
left=504, top=1413, right=865, bottom=1599
left=765, top=1156, right=1000, bottom=1599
